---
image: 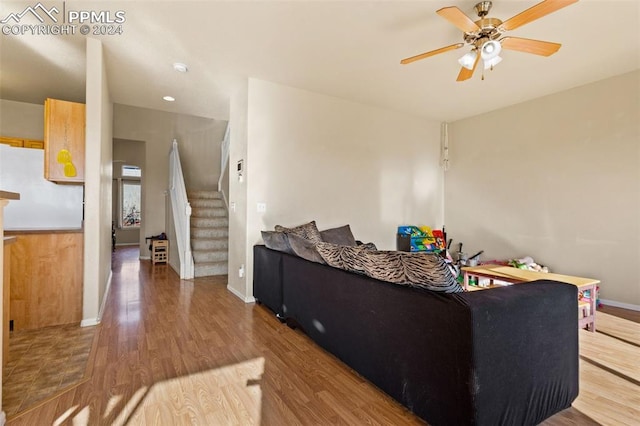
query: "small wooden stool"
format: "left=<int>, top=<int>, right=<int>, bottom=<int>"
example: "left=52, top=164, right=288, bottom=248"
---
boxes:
left=151, top=240, right=169, bottom=264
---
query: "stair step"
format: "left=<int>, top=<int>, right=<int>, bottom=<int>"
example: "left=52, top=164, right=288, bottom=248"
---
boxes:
left=191, top=227, right=228, bottom=239
left=195, top=261, right=228, bottom=277
left=191, top=217, right=228, bottom=228
left=193, top=249, right=228, bottom=263
left=190, top=198, right=225, bottom=208
left=188, top=190, right=222, bottom=200
left=191, top=207, right=227, bottom=218
left=191, top=237, right=228, bottom=251
left=186, top=189, right=228, bottom=278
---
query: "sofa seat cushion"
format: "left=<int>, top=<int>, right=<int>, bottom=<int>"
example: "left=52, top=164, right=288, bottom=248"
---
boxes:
left=316, top=242, right=463, bottom=293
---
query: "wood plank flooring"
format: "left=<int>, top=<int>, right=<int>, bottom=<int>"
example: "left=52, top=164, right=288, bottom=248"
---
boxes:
left=6, top=247, right=640, bottom=425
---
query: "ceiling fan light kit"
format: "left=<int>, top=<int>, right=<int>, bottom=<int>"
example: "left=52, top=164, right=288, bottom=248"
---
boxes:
left=458, top=50, right=478, bottom=70
left=480, top=40, right=501, bottom=60
left=400, top=0, right=579, bottom=81
left=483, top=55, right=502, bottom=70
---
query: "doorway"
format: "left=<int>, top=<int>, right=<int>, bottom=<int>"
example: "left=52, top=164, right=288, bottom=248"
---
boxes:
left=112, top=138, right=145, bottom=254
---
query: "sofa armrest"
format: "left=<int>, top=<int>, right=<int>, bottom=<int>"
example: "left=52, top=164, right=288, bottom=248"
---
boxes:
left=458, top=280, right=579, bottom=425
left=253, top=245, right=285, bottom=317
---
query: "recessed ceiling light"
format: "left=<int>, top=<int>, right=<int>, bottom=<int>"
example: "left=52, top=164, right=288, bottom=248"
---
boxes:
left=163, top=96, right=175, bottom=102
left=173, top=62, right=188, bottom=73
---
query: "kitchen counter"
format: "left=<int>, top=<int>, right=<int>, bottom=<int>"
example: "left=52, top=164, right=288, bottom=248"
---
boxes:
left=0, top=191, right=20, bottom=200
left=5, top=228, right=83, bottom=234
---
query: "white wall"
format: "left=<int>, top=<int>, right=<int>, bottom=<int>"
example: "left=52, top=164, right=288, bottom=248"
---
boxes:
left=0, top=99, right=44, bottom=140
left=228, top=80, right=249, bottom=300
left=112, top=105, right=226, bottom=257
left=83, top=37, right=113, bottom=324
left=228, top=78, right=443, bottom=301
left=445, top=70, right=640, bottom=308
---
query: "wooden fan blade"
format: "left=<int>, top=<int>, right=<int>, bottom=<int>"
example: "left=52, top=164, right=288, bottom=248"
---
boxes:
left=436, top=6, right=481, bottom=33
left=456, top=52, right=480, bottom=82
left=400, top=43, right=464, bottom=65
left=501, top=0, right=579, bottom=31
left=501, top=37, right=561, bottom=56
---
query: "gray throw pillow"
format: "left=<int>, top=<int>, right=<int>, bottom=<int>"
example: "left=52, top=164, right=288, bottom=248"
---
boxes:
left=261, top=231, right=294, bottom=254
left=320, top=225, right=357, bottom=246
left=287, top=233, right=325, bottom=264
left=275, top=220, right=322, bottom=243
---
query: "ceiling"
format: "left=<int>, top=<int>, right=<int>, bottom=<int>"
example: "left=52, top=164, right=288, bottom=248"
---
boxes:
left=0, top=0, right=638, bottom=122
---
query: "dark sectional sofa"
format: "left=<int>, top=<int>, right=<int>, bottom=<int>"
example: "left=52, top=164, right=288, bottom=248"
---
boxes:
left=253, top=245, right=579, bottom=426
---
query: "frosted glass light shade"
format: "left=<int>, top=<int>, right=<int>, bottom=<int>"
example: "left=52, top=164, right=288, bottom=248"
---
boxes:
left=484, top=56, right=503, bottom=70
left=458, top=51, right=477, bottom=70
left=481, top=40, right=502, bottom=60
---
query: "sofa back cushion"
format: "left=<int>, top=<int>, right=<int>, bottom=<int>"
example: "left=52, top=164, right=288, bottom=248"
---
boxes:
left=261, top=231, right=294, bottom=254
left=287, top=233, right=325, bottom=264
left=319, top=225, right=357, bottom=246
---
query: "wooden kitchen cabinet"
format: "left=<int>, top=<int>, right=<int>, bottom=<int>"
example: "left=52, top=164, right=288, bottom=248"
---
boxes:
left=0, top=136, right=23, bottom=148
left=44, top=98, right=85, bottom=183
left=7, top=230, right=83, bottom=331
left=23, top=139, right=44, bottom=149
left=0, top=136, right=44, bottom=149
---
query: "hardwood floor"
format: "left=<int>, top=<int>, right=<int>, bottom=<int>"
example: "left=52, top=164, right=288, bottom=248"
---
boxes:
left=6, top=247, right=640, bottom=425
left=599, top=304, right=640, bottom=324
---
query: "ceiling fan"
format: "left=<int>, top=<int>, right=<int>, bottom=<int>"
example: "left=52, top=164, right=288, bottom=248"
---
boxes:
left=401, top=0, right=579, bottom=81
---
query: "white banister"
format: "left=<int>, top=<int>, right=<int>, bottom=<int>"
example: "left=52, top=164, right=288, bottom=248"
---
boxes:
left=169, top=139, right=194, bottom=279
left=218, top=122, right=230, bottom=209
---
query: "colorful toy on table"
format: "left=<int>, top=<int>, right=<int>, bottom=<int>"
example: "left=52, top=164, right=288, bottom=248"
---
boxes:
left=508, top=256, right=549, bottom=273
left=397, top=225, right=445, bottom=252
left=579, top=286, right=601, bottom=308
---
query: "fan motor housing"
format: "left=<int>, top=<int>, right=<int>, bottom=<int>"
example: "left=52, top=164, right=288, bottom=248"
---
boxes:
left=464, top=17, right=503, bottom=44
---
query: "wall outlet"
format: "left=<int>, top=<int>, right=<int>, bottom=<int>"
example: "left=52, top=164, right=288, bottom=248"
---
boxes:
left=230, top=202, right=236, bottom=212
left=239, top=264, right=245, bottom=278
left=257, top=202, right=266, bottom=213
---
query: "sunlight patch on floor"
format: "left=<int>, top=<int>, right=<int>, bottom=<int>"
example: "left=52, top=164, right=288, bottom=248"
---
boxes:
left=53, top=405, right=78, bottom=426
left=117, top=357, right=265, bottom=425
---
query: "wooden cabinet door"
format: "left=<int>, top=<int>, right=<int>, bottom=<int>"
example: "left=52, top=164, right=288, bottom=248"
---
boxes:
left=44, top=98, right=85, bottom=183
left=23, top=139, right=44, bottom=149
left=0, top=136, right=24, bottom=147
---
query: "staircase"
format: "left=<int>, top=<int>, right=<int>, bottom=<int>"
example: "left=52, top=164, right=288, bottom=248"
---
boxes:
left=188, top=190, right=229, bottom=277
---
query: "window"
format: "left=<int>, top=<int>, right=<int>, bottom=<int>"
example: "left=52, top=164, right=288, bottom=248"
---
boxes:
left=122, top=165, right=141, bottom=177
left=120, top=165, right=141, bottom=228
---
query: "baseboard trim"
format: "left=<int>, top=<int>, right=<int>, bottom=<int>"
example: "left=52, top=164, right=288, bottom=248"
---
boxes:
left=81, top=318, right=99, bottom=327
left=600, top=299, right=640, bottom=312
left=226, top=284, right=256, bottom=304
left=139, top=256, right=150, bottom=260
left=81, top=271, right=112, bottom=328
left=0, top=410, right=6, bottom=426
left=115, top=243, right=139, bottom=247
left=97, top=270, right=113, bottom=322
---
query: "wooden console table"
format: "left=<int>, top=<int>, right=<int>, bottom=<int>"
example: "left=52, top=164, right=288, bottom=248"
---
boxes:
left=462, top=264, right=599, bottom=332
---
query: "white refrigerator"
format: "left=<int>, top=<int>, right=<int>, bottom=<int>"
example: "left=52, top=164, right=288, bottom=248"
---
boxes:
left=0, top=144, right=84, bottom=230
